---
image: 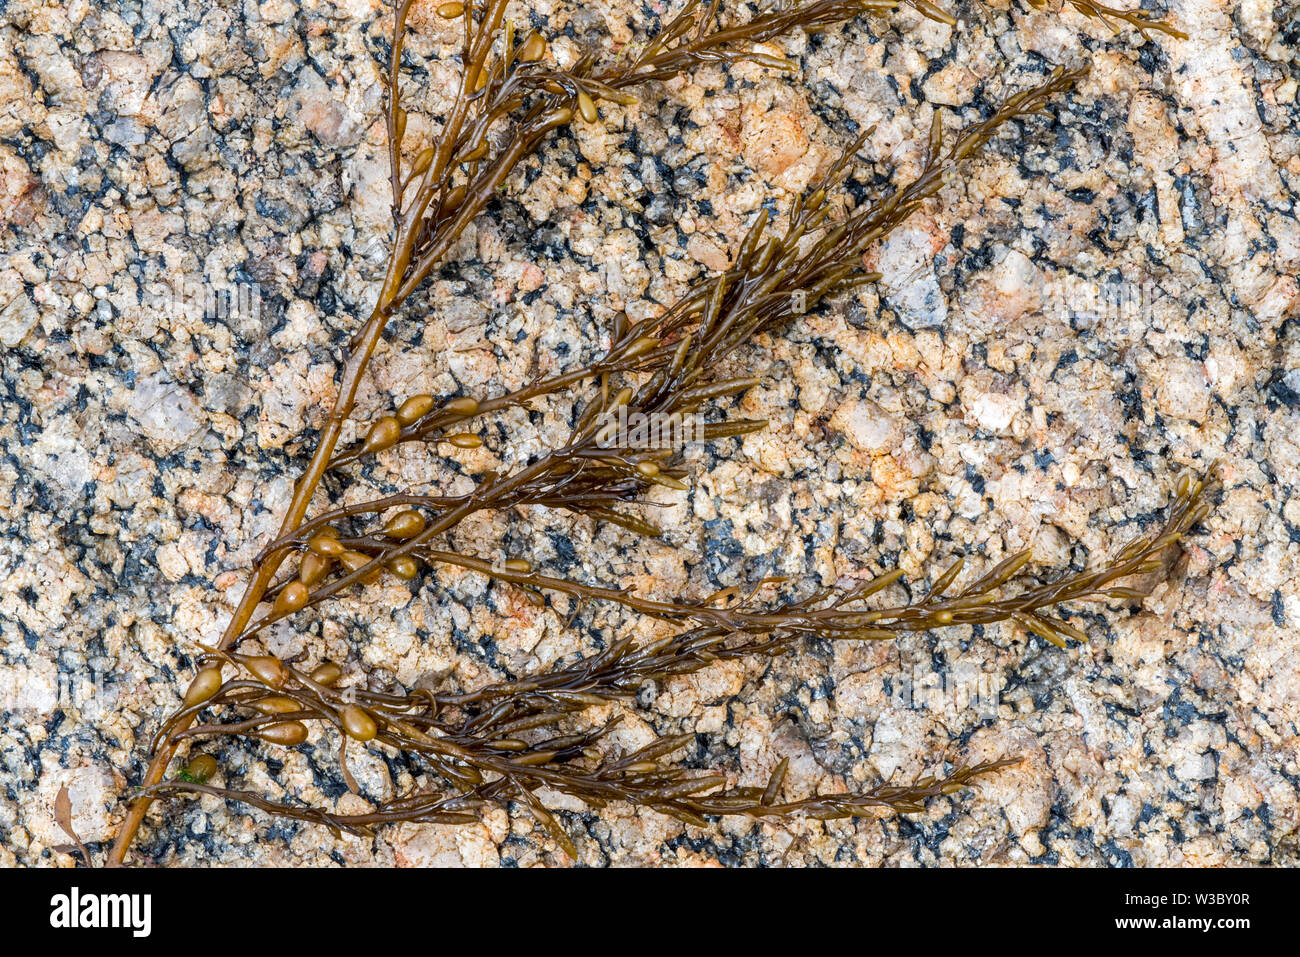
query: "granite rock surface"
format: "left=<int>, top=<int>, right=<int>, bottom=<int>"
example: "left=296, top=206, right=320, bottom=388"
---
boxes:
left=0, top=0, right=1297, bottom=866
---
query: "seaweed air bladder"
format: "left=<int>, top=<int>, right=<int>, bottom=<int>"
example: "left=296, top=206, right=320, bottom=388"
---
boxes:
left=104, top=0, right=1209, bottom=866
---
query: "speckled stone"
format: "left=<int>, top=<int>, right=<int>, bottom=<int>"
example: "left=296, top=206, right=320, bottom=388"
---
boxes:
left=1, top=0, right=1297, bottom=867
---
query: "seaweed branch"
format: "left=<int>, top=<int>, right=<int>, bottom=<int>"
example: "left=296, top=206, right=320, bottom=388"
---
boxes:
left=106, top=0, right=916, bottom=868
left=906, top=0, right=1185, bottom=38
left=222, top=67, right=1084, bottom=647
left=130, top=468, right=1208, bottom=856
left=130, top=461, right=1208, bottom=858
left=141, top=758, right=1014, bottom=852
left=1025, top=0, right=1187, bottom=40
left=106, top=0, right=1211, bottom=865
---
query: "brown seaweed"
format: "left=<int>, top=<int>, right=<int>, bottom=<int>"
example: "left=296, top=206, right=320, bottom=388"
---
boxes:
left=105, top=0, right=1207, bottom=865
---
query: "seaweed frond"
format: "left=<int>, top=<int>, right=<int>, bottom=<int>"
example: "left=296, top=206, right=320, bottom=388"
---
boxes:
left=245, top=69, right=1086, bottom=645
left=106, top=0, right=1208, bottom=867
left=106, top=0, right=904, bottom=866
left=1020, top=0, right=1187, bottom=39
left=142, top=757, right=1014, bottom=850
left=136, top=469, right=1211, bottom=854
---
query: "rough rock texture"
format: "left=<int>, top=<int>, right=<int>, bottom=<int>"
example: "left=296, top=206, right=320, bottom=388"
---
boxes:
left=1, top=0, right=1297, bottom=867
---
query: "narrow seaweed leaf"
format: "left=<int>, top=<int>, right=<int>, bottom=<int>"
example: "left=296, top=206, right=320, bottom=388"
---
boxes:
left=54, top=785, right=92, bottom=867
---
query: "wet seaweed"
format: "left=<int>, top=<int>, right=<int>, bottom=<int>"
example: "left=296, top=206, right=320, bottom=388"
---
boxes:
left=106, top=0, right=1206, bottom=865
